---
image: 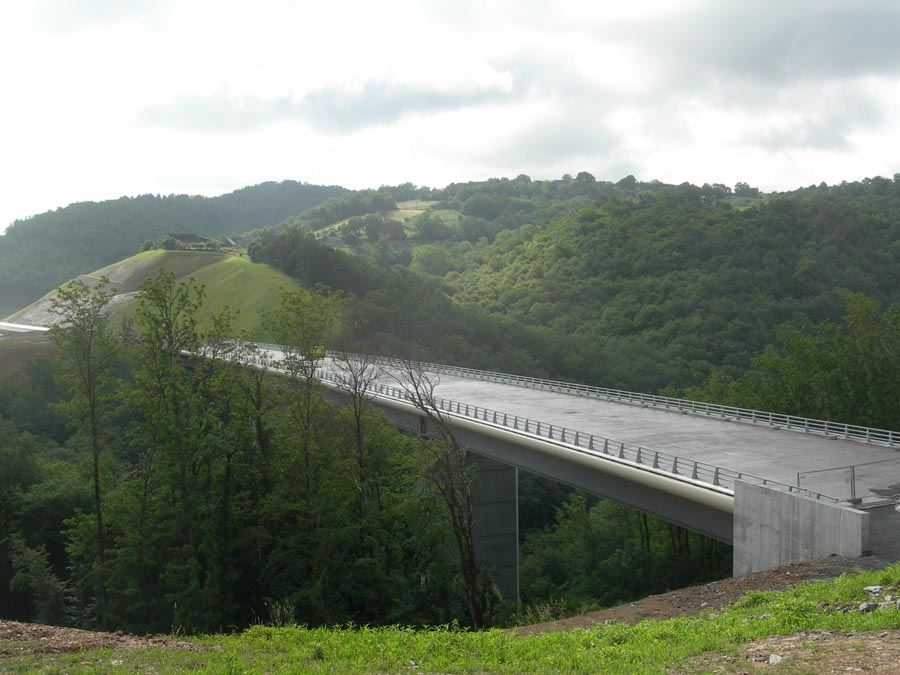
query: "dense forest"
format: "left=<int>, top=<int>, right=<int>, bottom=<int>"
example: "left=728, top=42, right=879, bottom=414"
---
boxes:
left=2, top=173, right=899, bottom=634
left=0, top=272, right=730, bottom=634
left=251, top=175, right=900, bottom=395
left=0, top=180, right=345, bottom=315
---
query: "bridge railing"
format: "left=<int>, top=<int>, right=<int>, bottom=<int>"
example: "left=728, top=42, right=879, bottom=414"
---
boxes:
left=798, top=456, right=900, bottom=502
left=313, top=362, right=841, bottom=504
left=327, top=351, right=899, bottom=449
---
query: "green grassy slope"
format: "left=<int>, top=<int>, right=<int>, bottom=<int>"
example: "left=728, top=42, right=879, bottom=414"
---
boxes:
left=186, top=254, right=301, bottom=338
left=0, top=181, right=345, bottom=309
left=107, top=251, right=301, bottom=339
left=4, top=251, right=301, bottom=340
left=92, top=249, right=230, bottom=292
left=3, top=563, right=898, bottom=674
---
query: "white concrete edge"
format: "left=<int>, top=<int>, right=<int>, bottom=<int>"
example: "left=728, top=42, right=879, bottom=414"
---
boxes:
left=0, top=321, right=51, bottom=332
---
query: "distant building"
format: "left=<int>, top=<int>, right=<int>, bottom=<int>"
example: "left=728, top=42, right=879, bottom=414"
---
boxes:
left=169, top=233, right=212, bottom=245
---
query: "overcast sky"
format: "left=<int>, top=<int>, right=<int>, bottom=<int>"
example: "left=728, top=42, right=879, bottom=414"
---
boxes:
left=2, top=0, right=899, bottom=231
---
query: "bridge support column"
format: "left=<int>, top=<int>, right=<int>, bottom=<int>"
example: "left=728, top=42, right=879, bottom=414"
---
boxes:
left=733, top=481, right=869, bottom=577
left=468, top=454, right=519, bottom=603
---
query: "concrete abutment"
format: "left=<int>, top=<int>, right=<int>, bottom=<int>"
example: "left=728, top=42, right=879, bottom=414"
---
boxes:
left=733, top=481, right=900, bottom=576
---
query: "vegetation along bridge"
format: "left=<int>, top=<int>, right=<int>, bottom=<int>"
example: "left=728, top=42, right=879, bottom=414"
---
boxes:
left=249, top=348, right=900, bottom=600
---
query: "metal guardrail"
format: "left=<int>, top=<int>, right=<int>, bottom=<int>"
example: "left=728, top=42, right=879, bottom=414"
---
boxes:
left=238, top=347, right=844, bottom=502
left=330, top=352, right=899, bottom=449
left=799, top=457, right=900, bottom=502
left=305, top=358, right=841, bottom=504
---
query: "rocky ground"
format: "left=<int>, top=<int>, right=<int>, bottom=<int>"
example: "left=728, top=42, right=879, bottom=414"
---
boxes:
left=677, top=629, right=900, bottom=674
left=1, top=556, right=898, bottom=673
left=513, top=556, right=889, bottom=633
left=513, top=555, right=900, bottom=674
left=0, top=620, right=199, bottom=658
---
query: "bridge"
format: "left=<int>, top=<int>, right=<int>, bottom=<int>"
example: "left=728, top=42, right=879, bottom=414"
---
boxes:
left=22, top=316, right=898, bottom=599
left=249, top=348, right=900, bottom=600
left=20, top=323, right=896, bottom=600
left=0, top=321, right=50, bottom=334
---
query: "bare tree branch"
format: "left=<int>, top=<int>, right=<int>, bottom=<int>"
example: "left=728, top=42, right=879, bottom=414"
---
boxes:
left=391, top=358, right=492, bottom=629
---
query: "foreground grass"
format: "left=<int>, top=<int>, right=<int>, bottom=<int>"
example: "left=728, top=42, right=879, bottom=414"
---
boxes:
left=3, top=564, right=899, bottom=674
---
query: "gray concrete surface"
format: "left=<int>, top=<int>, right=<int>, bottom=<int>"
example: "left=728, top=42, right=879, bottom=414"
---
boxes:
left=468, top=455, right=519, bottom=601
left=733, top=481, right=869, bottom=576
left=275, top=351, right=900, bottom=576
left=420, top=373, right=900, bottom=500
left=863, top=499, right=900, bottom=560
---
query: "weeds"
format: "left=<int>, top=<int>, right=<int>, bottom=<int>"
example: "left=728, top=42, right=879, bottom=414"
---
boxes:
left=518, top=598, right=568, bottom=625
left=265, top=600, right=297, bottom=628
left=3, top=564, right=899, bottom=674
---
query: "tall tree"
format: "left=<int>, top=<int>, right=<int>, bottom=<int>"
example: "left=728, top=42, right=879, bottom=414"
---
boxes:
left=265, top=287, right=345, bottom=518
left=49, top=277, right=118, bottom=623
left=393, top=360, right=491, bottom=629
left=332, top=351, right=382, bottom=553
left=735, top=293, right=900, bottom=430
left=128, top=269, right=249, bottom=630
left=133, top=270, right=204, bottom=557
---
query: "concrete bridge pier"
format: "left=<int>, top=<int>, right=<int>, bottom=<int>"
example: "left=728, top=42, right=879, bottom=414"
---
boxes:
left=327, top=392, right=522, bottom=600
left=468, top=454, right=519, bottom=603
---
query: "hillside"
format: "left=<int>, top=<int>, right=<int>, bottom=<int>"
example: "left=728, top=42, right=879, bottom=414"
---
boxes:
left=2, top=178, right=899, bottom=648
left=441, top=181, right=900, bottom=390
left=1, top=559, right=898, bottom=674
left=249, top=177, right=900, bottom=393
left=6, top=250, right=301, bottom=340
left=0, top=180, right=344, bottom=316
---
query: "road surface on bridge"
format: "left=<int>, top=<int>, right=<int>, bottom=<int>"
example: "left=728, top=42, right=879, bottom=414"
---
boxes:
left=382, top=367, right=900, bottom=502
left=258, top=348, right=899, bottom=502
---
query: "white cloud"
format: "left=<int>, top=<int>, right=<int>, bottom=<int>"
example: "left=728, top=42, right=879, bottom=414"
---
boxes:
left=1, top=0, right=898, bottom=230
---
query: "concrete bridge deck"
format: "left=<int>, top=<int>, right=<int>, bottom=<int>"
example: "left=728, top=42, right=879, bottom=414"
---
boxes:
left=426, top=372, right=900, bottom=502
left=307, top=353, right=899, bottom=583
left=252, top=348, right=900, bottom=504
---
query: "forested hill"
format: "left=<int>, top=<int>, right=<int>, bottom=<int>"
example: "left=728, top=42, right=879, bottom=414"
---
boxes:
left=255, top=176, right=900, bottom=393
left=0, top=180, right=344, bottom=314
left=5, top=172, right=899, bottom=393
left=438, top=179, right=900, bottom=389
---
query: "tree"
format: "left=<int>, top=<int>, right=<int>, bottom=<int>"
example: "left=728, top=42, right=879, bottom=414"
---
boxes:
left=392, top=360, right=492, bottom=629
left=332, top=351, right=382, bottom=551
left=265, top=287, right=345, bottom=562
left=129, top=269, right=235, bottom=630
left=160, top=235, right=180, bottom=250
left=362, top=215, right=405, bottom=241
left=734, top=293, right=900, bottom=430
left=411, top=212, right=450, bottom=240
left=734, top=181, right=759, bottom=197
left=9, top=535, right=72, bottom=626
left=48, top=277, right=118, bottom=624
left=126, top=268, right=274, bottom=631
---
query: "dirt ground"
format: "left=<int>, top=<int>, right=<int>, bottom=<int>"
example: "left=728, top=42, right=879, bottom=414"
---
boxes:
left=513, top=556, right=890, bottom=634
left=0, top=620, right=199, bottom=657
left=514, top=555, right=900, bottom=674
left=1, top=556, right=898, bottom=673
left=674, top=630, right=900, bottom=674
